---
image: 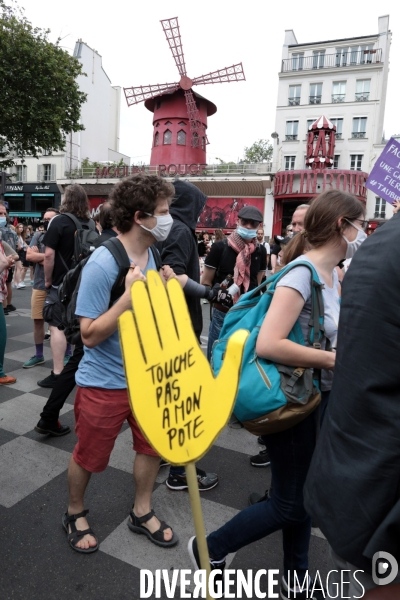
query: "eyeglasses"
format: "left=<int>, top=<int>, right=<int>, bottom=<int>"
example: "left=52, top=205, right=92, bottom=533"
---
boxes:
left=354, top=218, right=368, bottom=231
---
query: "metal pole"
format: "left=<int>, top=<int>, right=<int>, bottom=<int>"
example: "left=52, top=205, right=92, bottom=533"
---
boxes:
left=0, top=171, right=7, bottom=204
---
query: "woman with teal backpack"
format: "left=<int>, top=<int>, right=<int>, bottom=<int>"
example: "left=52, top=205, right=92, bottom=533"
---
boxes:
left=188, top=190, right=368, bottom=600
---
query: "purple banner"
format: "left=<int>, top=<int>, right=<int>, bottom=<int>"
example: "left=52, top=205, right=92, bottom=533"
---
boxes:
left=366, top=138, right=400, bottom=204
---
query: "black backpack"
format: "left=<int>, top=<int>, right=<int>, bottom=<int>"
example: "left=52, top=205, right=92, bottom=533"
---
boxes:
left=61, top=212, right=99, bottom=270
left=58, top=237, right=162, bottom=345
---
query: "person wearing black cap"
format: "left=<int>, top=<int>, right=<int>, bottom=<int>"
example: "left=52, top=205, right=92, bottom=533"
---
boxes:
left=201, top=205, right=267, bottom=361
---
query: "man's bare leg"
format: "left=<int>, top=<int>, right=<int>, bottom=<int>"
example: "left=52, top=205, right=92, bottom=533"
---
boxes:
left=67, top=456, right=97, bottom=549
left=132, top=453, right=172, bottom=542
left=49, top=325, right=67, bottom=375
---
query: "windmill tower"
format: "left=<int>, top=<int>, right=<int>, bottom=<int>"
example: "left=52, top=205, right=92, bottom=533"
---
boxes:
left=124, top=17, right=245, bottom=170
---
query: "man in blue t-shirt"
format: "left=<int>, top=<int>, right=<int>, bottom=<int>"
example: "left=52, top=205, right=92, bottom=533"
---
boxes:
left=64, top=175, right=179, bottom=554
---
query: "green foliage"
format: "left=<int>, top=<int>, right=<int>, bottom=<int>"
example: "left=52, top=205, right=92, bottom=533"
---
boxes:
left=0, top=1, right=87, bottom=169
left=243, top=139, right=273, bottom=163
left=212, top=157, right=238, bottom=173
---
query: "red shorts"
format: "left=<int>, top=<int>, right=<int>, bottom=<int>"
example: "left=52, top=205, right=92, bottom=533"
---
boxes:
left=72, top=386, right=158, bottom=473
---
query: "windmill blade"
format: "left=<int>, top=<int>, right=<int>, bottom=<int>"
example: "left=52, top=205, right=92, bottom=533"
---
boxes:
left=192, top=63, right=245, bottom=86
left=184, top=89, right=209, bottom=148
left=124, top=82, right=179, bottom=106
left=160, top=17, right=187, bottom=78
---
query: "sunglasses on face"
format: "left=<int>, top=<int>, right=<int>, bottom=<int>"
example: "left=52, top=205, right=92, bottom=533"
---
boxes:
left=240, top=218, right=261, bottom=228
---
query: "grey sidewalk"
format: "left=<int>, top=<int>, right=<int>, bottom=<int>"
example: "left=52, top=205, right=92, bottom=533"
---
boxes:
left=0, top=285, right=329, bottom=600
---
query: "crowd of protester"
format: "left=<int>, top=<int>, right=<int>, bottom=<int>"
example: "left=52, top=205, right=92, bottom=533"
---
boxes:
left=0, top=176, right=399, bottom=598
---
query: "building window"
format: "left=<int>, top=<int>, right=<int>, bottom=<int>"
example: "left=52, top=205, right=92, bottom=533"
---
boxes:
left=156, top=101, right=161, bottom=110
left=42, top=148, right=52, bottom=156
left=355, top=80, right=370, bottom=102
left=330, top=118, right=343, bottom=139
left=165, top=121, right=172, bottom=125
left=352, top=117, right=367, bottom=138
left=361, top=44, right=374, bottom=64
left=374, top=197, right=386, bottom=218
left=43, top=164, right=52, bottom=181
left=154, top=132, right=159, bottom=146
left=350, top=155, right=363, bottom=171
left=178, top=121, right=186, bottom=126
left=163, top=130, right=172, bottom=145
left=336, top=45, right=375, bottom=67
left=192, top=132, right=199, bottom=147
left=333, top=155, right=340, bottom=169
left=312, top=50, right=325, bottom=69
left=306, top=119, right=315, bottom=133
left=292, top=53, right=304, bottom=71
left=309, top=83, right=322, bottom=104
left=332, top=82, right=346, bottom=103
left=16, top=165, right=26, bottom=182
left=284, top=156, right=296, bottom=170
left=201, top=137, right=206, bottom=151
left=288, top=85, right=301, bottom=106
left=177, top=130, right=186, bottom=145
left=285, top=121, right=299, bottom=141
left=155, top=122, right=160, bottom=127
left=335, top=48, right=347, bottom=67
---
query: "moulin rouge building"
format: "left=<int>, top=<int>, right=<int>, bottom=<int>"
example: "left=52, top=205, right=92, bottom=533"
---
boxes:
left=56, top=16, right=393, bottom=237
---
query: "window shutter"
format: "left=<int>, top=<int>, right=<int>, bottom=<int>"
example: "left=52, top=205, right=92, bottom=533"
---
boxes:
left=50, top=164, right=56, bottom=181
left=22, top=166, right=27, bottom=182
left=37, top=164, right=43, bottom=181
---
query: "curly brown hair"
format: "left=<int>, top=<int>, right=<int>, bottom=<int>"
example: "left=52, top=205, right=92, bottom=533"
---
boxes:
left=110, top=175, right=175, bottom=234
left=60, top=184, right=90, bottom=219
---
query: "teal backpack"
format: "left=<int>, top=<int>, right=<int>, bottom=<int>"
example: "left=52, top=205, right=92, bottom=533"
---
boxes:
left=212, top=261, right=325, bottom=436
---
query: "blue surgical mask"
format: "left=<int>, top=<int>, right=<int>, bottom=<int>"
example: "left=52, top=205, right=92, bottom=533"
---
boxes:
left=0, top=217, right=6, bottom=227
left=237, top=226, right=257, bottom=240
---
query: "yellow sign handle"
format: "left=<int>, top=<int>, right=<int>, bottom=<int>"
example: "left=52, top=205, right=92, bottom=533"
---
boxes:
left=185, top=462, right=214, bottom=600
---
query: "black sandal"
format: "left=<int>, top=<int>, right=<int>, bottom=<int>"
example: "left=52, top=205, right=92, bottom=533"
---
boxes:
left=128, top=509, right=178, bottom=548
left=62, top=509, right=99, bottom=554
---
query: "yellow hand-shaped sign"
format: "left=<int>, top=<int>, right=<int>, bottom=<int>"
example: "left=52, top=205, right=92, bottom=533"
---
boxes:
left=119, top=271, right=248, bottom=465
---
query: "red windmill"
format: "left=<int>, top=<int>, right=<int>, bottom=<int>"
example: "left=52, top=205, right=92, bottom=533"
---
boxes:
left=124, top=17, right=245, bottom=171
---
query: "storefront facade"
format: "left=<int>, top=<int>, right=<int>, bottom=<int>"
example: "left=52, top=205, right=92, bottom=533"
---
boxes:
left=4, top=182, right=62, bottom=223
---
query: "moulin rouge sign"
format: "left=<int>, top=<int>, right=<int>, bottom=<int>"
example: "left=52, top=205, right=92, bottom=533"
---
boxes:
left=95, top=164, right=207, bottom=178
left=274, top=169, right=368, bottom=200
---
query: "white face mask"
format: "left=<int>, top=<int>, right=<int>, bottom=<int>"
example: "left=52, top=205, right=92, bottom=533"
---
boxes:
left=342, top=219, right=367, bottom=259
left=140, top=212, right=173, bottom=242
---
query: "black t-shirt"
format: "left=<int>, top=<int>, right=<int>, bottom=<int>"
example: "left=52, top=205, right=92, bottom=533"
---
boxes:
left=205, top=240, right=267, bottom=291
left=43, top=214, right=90, bottom=286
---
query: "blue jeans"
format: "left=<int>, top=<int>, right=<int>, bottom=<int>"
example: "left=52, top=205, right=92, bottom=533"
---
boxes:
left=207, top=308, right=226, bottom=362
left=206, top=410, right=318, bottom=582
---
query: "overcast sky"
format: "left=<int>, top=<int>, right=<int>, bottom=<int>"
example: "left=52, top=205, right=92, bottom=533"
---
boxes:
left=24, top=0, right=399, bottom=165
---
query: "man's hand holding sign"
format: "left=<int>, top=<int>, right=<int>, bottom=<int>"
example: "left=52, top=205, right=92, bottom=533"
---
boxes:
left=119, top=270, right=248, bottom=598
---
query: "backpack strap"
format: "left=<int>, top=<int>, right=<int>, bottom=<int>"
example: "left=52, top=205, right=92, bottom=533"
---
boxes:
left=149, top=245, right=162, bottom=271
left=63, top=212, right=96, bottom=231
left=102, top=238, right=163, bottom=306
left=62, top=212, right=83, bottom=231
left=249, top=260, right=325, bottom=348
left=101, top=238, right=131, bottom=306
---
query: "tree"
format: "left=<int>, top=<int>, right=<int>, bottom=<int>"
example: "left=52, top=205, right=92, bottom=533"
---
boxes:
left=243, top=139, right=273, bottom=163
left=0, top=1, right=87, bottom=169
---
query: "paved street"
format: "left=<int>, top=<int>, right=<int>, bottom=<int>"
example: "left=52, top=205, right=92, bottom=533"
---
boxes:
left=1, top=285, right=329, bottom=599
